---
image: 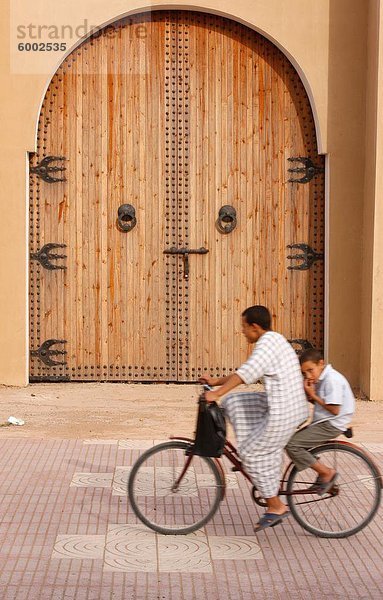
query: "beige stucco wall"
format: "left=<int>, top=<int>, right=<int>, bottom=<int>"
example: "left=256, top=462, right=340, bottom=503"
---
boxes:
left=325, top=0, right=368, bottom=389
left=0, top=0, right=377, bottom=394
left=361, top=0, right=379, bottom=398
left=361, top=0, right=383, bottom=401
left=371, top=2, right=383, bottom=400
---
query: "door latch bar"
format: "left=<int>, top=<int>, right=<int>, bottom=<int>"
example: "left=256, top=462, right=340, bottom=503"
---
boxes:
left=163, top=247, right=209, bottom=280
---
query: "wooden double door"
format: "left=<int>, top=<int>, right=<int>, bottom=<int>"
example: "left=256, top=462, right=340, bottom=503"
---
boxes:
left=29, top=11, right=325, bottom=382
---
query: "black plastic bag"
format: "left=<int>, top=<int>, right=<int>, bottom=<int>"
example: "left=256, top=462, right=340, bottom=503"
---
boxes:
left=192, top=399, right=226, bottom=457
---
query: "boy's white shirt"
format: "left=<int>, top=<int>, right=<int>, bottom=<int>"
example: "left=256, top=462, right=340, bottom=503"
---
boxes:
left=311, top=364, right=355, bottom=431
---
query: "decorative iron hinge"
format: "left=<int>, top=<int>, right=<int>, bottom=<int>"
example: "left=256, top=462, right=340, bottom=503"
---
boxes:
left=30, top=156, right=67, bottom=183
left=30, top=243, right=67, bottom=270
left=289, top=339, right=314, bottom=355
left=31, top=339, right=67, bottom=366
left=287, top=244, right=324, bottom=270
left=287, top=157, right=324, bottom=184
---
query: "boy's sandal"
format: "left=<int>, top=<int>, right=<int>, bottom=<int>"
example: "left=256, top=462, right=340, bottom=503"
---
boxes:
left=305, top=475, right=324, bottom=493
left=316, top=472, right=338, bottom=496
left=306, top=472, right=338, bottom=495
left=254, top=511, right=290, bottom=533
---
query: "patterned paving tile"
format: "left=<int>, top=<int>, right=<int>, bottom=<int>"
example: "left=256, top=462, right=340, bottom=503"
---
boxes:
left=112, top=466, right=131, bottom=495
left=52, top=535, right=105, bottom=559
left=52, top=526, right=263, bottom=572
left=157, top=531, right=211, bottom=572
left=72, top=467, right=239, bottom=495
left=197, top=473, right=238, bottom=489
left=70, top=473, right=113, bottom=488
left=104, top=525, right=157, bottom=572
left=82, top=439, right=170, bottom=448
left=209, top=535, right=262, bottom=560
left=118, top=440, right=154, bottom=450
left=118, top=466, right=199, bottom=497
left=83, top=439, right=118, bottom=445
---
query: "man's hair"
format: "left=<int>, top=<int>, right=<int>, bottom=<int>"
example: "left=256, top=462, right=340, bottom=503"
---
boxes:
left=299, top=348, right=324, bottom=365
left=241, top=305, right=271, bottom=330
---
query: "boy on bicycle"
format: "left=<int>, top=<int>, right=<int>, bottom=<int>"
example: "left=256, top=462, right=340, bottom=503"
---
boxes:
left=285, top=348, right=355, bottom=494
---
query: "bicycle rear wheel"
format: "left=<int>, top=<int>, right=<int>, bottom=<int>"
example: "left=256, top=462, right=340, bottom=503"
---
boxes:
left=287, top=443, right=382, bottom=538
left=128, top=440, right=223, bottom=535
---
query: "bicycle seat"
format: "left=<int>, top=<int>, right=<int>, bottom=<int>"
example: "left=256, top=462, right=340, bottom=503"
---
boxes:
left=343, top=427, right=353, bottom=438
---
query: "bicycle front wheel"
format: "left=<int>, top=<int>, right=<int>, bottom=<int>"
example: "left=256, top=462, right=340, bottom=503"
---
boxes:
left=128, top=440, right=223, bottom=535
left=287, top=443, right=382, bottom=538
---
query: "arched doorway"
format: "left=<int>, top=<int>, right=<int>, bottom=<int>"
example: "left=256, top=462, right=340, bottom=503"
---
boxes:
left=29, top=11, right=325, bottom=382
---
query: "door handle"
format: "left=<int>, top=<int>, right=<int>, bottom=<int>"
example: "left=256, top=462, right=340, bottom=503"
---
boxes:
left=216, top=205, right=237, bottom=234
left=117, top=204, right=136, bottom=232
left=163, top=247, right=208, bottom=280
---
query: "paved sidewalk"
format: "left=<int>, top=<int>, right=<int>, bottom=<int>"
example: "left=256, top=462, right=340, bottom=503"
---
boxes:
left=0, top=438, right=382, bottom=599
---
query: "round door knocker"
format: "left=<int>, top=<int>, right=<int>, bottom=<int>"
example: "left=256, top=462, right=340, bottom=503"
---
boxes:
left=117, top=204, right=137, bottom=232
left=216, top=205, right=237, bottom=234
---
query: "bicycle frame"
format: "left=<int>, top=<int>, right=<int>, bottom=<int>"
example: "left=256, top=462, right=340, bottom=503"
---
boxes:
left=169, top=435, right=278, bottom=499
left=170, top=435, right=383, bottom=500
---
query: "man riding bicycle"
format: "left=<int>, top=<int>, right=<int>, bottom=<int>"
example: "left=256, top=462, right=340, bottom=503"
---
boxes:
left=201, top=305, right=308, bottom=532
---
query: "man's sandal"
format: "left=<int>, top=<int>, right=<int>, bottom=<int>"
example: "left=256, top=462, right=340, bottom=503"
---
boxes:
left=254, top=511, right=290, bottom=533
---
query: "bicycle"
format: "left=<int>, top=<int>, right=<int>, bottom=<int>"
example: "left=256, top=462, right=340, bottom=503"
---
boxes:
left=128, top=386, right=382, bottom=538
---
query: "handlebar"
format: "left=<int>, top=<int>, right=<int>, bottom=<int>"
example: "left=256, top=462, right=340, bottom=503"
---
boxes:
left=202, top=383, right=214, bottom=392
